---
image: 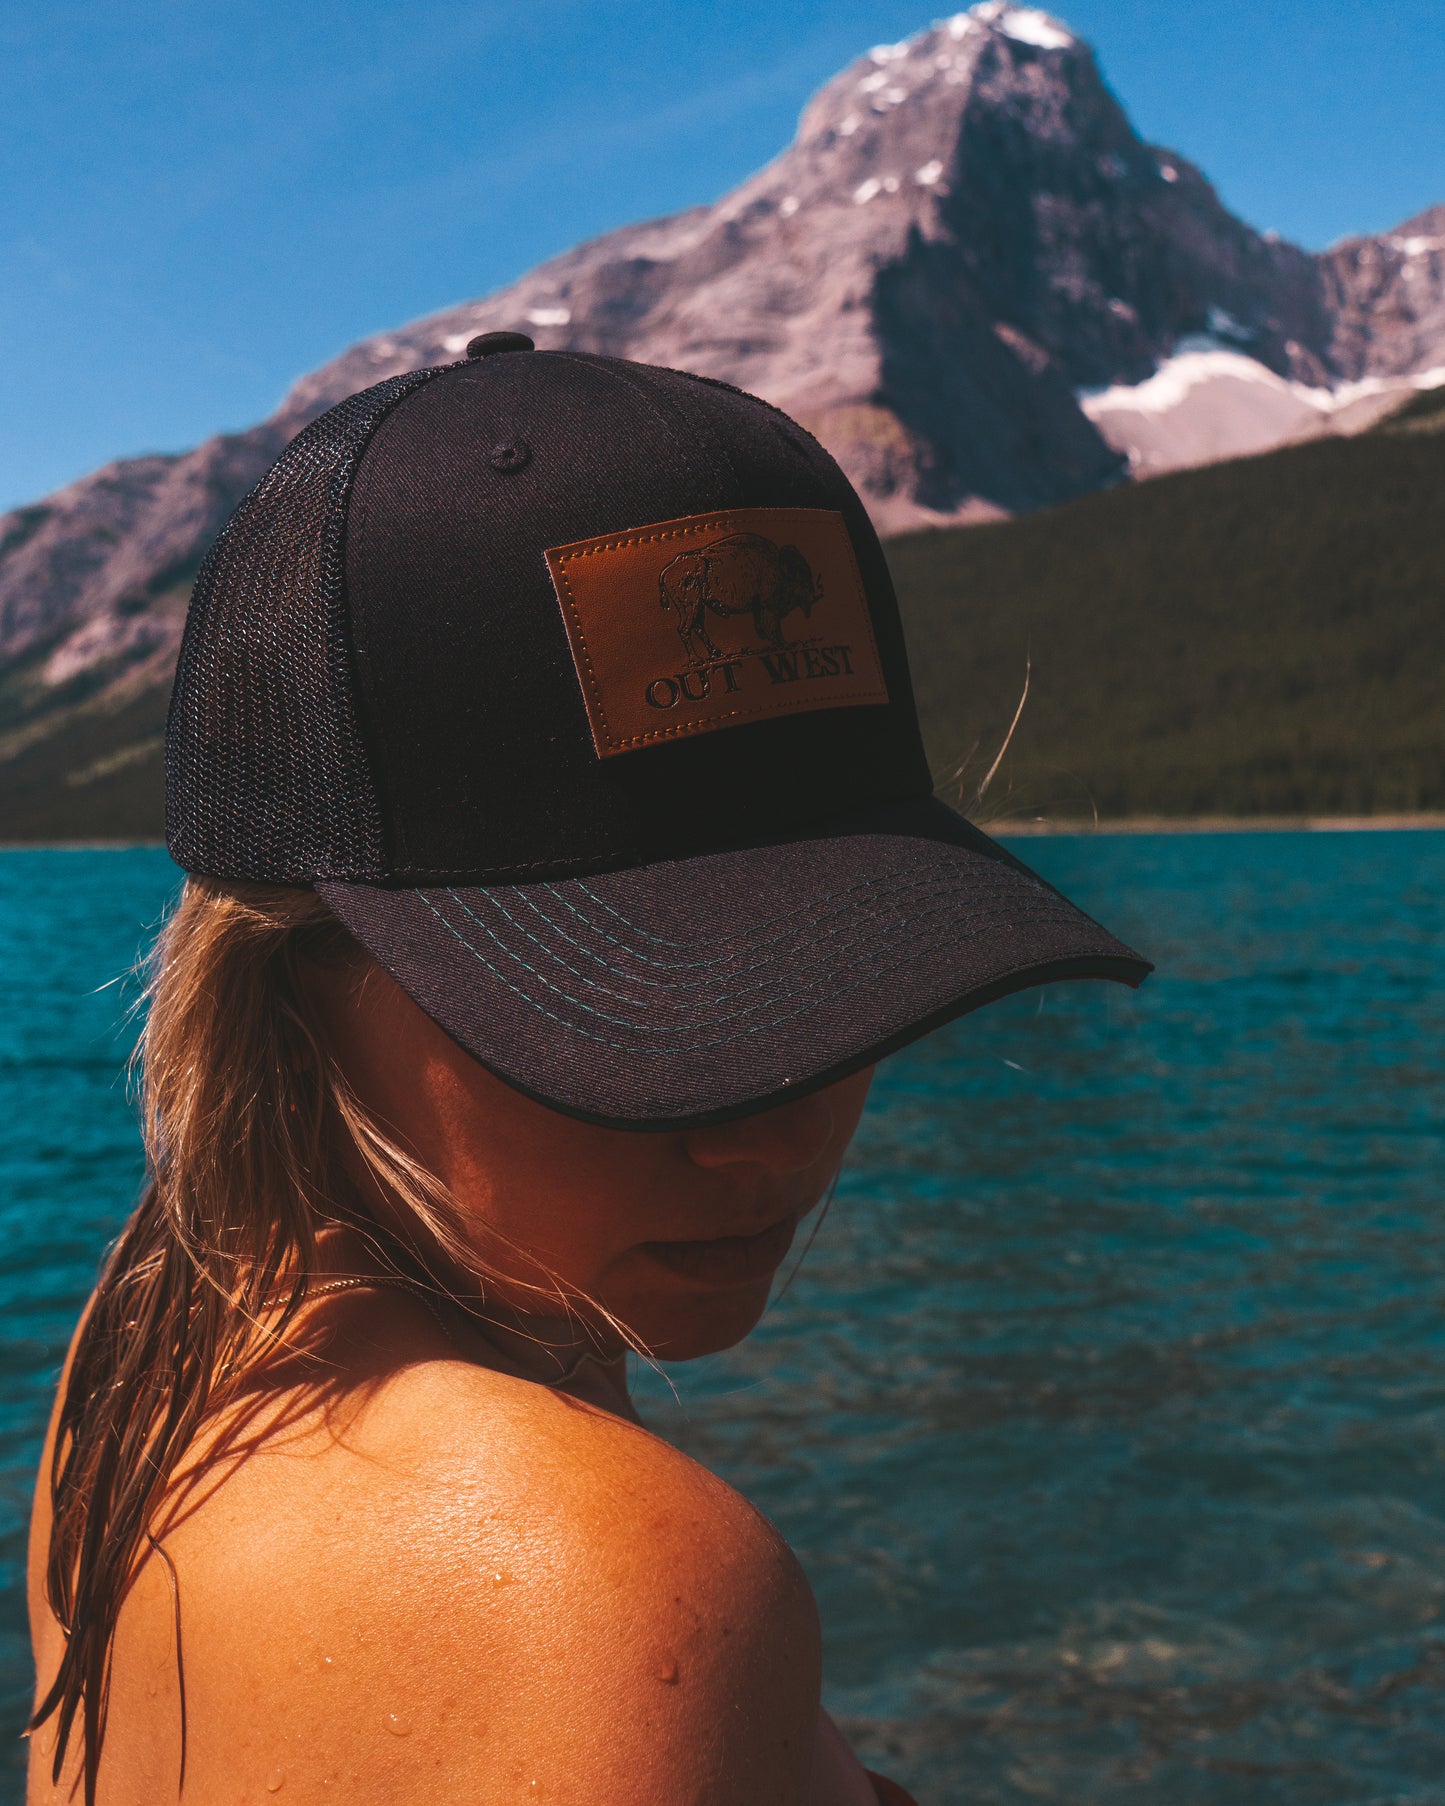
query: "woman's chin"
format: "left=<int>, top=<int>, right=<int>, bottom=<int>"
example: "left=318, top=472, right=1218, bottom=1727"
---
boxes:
left=624, top=1277, right=778, bottom=1361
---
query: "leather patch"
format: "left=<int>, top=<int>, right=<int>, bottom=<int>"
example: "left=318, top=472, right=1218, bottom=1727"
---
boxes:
left=545, top=507, right=890, bottom=759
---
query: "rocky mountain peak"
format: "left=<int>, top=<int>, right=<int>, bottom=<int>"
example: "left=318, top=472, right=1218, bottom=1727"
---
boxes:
left=1318, top=203, right=1445, bottom=381
left=280, top=0, right=1296, bottom=524
left=795, top=8, right=1084, bottom=161
left=2, top=2, right=1442, bottom=798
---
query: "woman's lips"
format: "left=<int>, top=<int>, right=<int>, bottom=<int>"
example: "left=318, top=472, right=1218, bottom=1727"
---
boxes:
left=640, top=1215, right=799, bottom=1287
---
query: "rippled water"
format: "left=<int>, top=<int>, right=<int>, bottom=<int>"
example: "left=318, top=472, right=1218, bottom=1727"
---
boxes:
left=3, top=835, right=1443, bottom=1803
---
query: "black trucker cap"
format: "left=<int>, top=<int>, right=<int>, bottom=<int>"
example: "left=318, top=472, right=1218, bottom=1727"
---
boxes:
left=166, top=332, right=1150, bottom=1127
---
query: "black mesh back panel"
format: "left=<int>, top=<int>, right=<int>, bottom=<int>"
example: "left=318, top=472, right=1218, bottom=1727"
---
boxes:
left=166, top=366, right=455, bottom=882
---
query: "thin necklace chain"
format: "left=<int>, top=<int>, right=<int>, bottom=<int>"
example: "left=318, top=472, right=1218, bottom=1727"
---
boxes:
left=265, top=1272, right=602, bottom=1387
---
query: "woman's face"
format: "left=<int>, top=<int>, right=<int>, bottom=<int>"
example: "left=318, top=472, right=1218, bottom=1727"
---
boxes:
left=305, top=955, right=873, bottom=1359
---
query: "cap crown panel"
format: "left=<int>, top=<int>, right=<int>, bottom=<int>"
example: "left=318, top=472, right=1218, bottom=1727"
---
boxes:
left=344, top=355, right=931, bottom=882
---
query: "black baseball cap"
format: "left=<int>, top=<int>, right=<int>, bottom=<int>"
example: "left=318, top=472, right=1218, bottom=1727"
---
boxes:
left=166, top=333, right=1150, bottom=1127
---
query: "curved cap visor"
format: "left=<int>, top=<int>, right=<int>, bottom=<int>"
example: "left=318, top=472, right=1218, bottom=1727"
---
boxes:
left=316, top=800, right=1150, bottom=1129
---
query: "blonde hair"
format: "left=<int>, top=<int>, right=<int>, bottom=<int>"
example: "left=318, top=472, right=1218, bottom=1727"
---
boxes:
left=31, top=878, right=492, bottom=1800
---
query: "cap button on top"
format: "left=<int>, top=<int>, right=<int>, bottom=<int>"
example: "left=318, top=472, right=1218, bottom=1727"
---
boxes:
left=466, top=331, right=535, bottom=359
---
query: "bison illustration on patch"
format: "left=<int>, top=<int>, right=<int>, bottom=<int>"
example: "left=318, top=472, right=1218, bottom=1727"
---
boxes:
left=658, top=532, right=823, bottom=664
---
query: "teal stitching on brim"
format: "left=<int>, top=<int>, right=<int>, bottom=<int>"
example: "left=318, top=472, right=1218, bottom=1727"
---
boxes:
left=469, top=867, right=995, bottom=994
left=414, top=886, right=1080, bottom=1053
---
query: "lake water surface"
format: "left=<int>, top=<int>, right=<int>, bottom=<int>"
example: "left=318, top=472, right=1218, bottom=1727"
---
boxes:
left=2, top=834, right=1442, bottom=1804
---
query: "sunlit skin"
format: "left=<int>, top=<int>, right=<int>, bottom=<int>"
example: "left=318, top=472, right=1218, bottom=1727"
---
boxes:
left=304, top=952, right=875, bottom=1374
left=27, top=951, right=886, bottom=1805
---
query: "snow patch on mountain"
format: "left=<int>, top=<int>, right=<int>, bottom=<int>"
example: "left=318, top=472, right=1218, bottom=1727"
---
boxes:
left=1081, top=350, right=1445, bottom=475
left=1082, top=350, right=1291, bottom=418
left=973, top=2, right=1076, bottom=50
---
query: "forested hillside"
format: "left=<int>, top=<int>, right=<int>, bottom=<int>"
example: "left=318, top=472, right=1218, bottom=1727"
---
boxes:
left=891, top=399, right=1445, bottom=822
left=1, top=399, right=1441, bottom=840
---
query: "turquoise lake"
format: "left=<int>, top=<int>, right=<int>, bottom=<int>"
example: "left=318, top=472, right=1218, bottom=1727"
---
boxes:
left=1, top=833, right=1442, bottom=1803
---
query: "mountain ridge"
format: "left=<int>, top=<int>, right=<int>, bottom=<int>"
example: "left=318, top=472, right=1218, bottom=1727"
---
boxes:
left=2, top=1, right=1442, bottom=828
left=6, top=400, right=1440, bottom=840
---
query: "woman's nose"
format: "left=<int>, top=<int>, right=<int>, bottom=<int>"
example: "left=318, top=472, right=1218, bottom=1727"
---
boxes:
left=682, top=1088, right=839, bottom=1176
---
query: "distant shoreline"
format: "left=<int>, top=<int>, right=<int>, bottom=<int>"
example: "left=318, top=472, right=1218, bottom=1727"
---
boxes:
left=991, top=813, right=1445, bottom=836
left=4, top=814, right=1445, bottom=853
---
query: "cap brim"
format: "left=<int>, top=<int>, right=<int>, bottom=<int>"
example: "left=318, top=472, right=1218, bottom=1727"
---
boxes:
left=316, top=798, right=1151, bottom=1129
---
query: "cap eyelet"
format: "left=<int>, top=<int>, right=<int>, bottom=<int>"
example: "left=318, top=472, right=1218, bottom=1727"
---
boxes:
left=489, top=439, right=532, bottom=474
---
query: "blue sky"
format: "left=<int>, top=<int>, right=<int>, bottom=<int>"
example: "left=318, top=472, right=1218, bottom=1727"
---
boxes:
left=4, top=0, right=1442, bottom=513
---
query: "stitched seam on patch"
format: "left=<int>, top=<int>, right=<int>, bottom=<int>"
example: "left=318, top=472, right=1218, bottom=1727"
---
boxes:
left=550, top=509, right=888, bottom=753
left=551, top=515, right=748, bottom=750
left=833, top=514, right=887, bottom=682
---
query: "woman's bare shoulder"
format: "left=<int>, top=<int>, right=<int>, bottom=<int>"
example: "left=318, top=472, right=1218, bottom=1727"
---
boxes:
left=164, top=1358, right=824, bottom=1803
left=321, top=1348, right=792, bottom=1550
left=364, top=1358, right=821, bottom=1704
left=362, top=1355, right=815, bottom=1639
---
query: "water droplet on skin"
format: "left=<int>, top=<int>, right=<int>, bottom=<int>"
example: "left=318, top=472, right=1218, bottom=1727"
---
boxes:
left=383, top=1712, right=411, bottom=1737
left=492, top=1570, right=512, bottom=1585
left=265, top=1768, right=285, bottom=1793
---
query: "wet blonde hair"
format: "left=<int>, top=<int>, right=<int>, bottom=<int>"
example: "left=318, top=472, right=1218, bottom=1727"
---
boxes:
left=31, top=878, right=491, bottom=1801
